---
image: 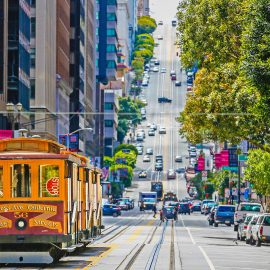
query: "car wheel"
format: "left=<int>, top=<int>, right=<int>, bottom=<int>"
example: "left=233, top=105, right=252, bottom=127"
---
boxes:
left=237, top=233, right=240, bottom=240
left=255, top=238, right=261, bottom=247
left=246, top=238, right=250, bottom=244
left=113, top=212, right=117, bottom=217
left=214, top=222, right=218, bottom=227
left=250, top=236, right=255, bottom=245
left=234, top=225, right=238, bottom=232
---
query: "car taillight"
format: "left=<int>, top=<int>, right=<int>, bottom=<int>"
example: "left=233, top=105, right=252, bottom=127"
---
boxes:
left=244, top=225, right=247, bottom=229
left=260, top=226, right=263, bottom=235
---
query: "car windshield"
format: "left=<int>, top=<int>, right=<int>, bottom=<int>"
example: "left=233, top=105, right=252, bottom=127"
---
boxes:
left=240, top=204, right=261, bottom=212
left=166, top=207, right=174, bottom=211
left=218, top=206, right=235, bottom=212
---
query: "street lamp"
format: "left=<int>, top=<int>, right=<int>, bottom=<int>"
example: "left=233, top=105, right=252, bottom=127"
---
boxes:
left=6, top=102, right=23, bottom=130
left=66, top=127, right=93, bottom=151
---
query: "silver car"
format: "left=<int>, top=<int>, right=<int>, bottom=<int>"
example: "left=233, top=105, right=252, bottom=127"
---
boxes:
left=237, top=214, right=254, bottom=241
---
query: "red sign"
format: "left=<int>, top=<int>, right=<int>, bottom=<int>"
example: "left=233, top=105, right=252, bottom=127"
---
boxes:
left=46, top=177, right=60, bottom=196
left=198, top=156, right=205, bottom=170
left=0, top=130, right=13, bottom=140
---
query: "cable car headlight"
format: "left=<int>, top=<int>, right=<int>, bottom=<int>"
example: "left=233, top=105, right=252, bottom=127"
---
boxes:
left=16, top=218, right=27, bottom=230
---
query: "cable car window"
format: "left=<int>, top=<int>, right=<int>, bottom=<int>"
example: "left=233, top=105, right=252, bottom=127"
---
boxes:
left=0, top=166, right=3, bottom=197
left=11, top=164, right=31, bottom=198
left=39, top=165, right=60, bottom=197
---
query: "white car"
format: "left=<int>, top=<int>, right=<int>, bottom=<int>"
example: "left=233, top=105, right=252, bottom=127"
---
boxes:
left=153, top=67, right=159, bottom=72
left=161, top=68, right=166, bottom=73
left=190, top=158, right=197, bottom=166
left=157, top=35, right=163, bottom=40
left=143, top=155, right=151, bottom=162
left=142, top=81, right=148, bottom=86
left=251, top=213, right=270, bottom=246
left=159, top=127, right=166, bottom=134
left=190, top=152, right=197, bottom=158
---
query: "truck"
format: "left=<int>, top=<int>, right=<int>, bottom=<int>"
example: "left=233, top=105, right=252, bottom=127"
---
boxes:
left=151, top=182, right=164, bottom=201
left=233, top=202, right=262, bottom=231
left=139, top=191, right=157, bottom=211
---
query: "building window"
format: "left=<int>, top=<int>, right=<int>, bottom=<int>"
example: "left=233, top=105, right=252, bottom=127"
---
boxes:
left=11, top=164, right=31, bottom=198
left=31, top=17, right=36, bottom=38
left=106, top=44, right=116, bottom=53
left=30, top=79, right=35, bottom=99
left=104, top=103, right=114, bottom=110
left=107, top=60, right=116, bottom=69
left=107, top=13, right=116, bottom=21
left=39, top=165, right=60, bottom=197
left=107, top=28, right=117, bottom=37
left=105, top=120, right=114, bottom=127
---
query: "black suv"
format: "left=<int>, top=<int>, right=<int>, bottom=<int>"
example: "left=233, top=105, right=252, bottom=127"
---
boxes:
left=158, top=97, right=172, bottom=103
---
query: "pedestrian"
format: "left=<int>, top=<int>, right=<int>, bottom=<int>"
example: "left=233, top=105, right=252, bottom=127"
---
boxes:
left=140, top=201, right=144, bottom=211
left=173, top=206, right=178, bottom=221
left=159, top=209, right=163, bottom=221
left=152, top=204, right=157, bottom=218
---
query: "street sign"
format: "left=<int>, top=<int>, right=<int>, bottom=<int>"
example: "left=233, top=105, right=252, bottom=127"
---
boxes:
left=222, top=166, right=238, bottom=172
left=238, top=154, right=248, bottom=161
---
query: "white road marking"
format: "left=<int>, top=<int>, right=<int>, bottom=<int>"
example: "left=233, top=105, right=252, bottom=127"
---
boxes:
left=199, top=246, right=216, bottom=270
left=179, top=215, right=196, bottom=245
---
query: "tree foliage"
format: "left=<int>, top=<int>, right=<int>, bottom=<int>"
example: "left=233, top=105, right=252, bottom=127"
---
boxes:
left=176, top=0, right=270, bottom=151
left=245, top=149, right=270, bottom=196
left=138, top=16, right=157, bottom=34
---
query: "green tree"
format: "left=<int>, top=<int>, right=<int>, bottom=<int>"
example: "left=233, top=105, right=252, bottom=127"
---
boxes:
left=114, top=144, right=138, bottom=155
left=135, top=34, right=155, bottom=48
left=138, top=16, right=157, bottom=34
left=133, top=49, right=153, bottom=63
left=245, top=149, right=270, bottom=196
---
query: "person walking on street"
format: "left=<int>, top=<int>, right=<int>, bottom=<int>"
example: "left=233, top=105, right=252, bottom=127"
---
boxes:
left=140, top=201, right=144, bottom=212
left=159, top=209, right=163, bottom=221
left=153, top=204, right=157, bottom=218
left=162, top=206, right=168, bottom=222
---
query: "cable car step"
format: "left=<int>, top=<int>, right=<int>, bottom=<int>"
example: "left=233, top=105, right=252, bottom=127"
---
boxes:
left=80, top=238, right=94, bottom=243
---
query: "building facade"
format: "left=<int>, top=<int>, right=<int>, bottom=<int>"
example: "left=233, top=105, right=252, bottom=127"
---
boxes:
left=0, top=0, right=31, bottom=129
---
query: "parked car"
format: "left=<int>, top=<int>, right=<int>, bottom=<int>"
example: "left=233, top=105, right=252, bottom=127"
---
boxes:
left=153, top=66, right=159, bottom=72
left=136, top=135, right=144, bottom=142
left=175, top=155, right=183, bottom=162
left=179, top=203, right=191, bottom=215
left=143, top=155, right=151, bottom=162
left=214, top=205, right=235, bottom=227
left=204, top=202, right=218, bottom=215
left=171, top=74, right=176, bottom=80
left=138, top=171, right=147, bottom=178
left=158, top=97, right=172, bottom=103
left=245, top=215, right=260, bottom=244
left=142, top=80, right=148, bottom=86
left=187, top=85, right=193, bottom=92
left=201, top=200, right=215, bottom=214
left=189, top=152, right=197, bottom=158
left=157, top=35, right=163, bottom=40
left=161, top=67, right=166, bottom=73
left=137, top=148, right=143, bottom=155
left=234, top=202, right=262, bottom=231
left=159, top=127, right=166, bottom=134
left=207, top=206, right=218, bottom=225
left=146, top=148, right=153, bottom=155
left=103, top=204, right=121, bottom=217
left=251, top=213, right=270, bottom=246
left=167, top=169, right=176, bottom=179
left=176, top=167, right=186, bottom=174
left=154, top=60, right=160, bottom=65
left=150, top=124, right=157, bottom=130
left=237, top=214, right=254, bottom=241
